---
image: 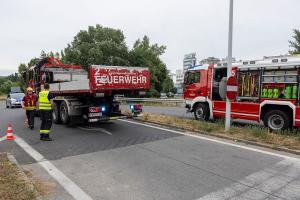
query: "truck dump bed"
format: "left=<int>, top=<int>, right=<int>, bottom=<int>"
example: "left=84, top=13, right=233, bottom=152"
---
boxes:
left=50, top=65, right=150, bottom=93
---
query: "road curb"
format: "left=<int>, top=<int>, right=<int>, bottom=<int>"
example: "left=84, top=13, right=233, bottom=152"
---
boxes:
left=7, top=153, right=42, bottom=200
left=134, top=119, right=300, bottom=156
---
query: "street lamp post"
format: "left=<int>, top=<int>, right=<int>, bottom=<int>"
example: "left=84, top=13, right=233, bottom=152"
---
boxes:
left=225, top=0, right=234, bottom=131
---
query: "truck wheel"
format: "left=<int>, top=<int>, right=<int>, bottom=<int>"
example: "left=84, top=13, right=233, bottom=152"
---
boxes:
left=194, top=103, right=210, bottom=121
left=60, top=101, right=69, bottom=124
left=263, top=110, right=290, bottom=131
left=53, top=103, right=61, bottom=124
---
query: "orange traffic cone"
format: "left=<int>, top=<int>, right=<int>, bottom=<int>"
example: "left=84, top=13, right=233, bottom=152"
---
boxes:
left=6, top=123, right=15, bottom=140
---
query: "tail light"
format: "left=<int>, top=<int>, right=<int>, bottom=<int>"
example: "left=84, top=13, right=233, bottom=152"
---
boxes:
left=130, top=104, right=142, bottom=111
left=89, top=106, right=106, bottom=113
left=89, top=107, right=100, bottom=113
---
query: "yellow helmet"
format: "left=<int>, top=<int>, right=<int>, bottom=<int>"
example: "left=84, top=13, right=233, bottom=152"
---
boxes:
left=27, top=87, right=33, bottom=91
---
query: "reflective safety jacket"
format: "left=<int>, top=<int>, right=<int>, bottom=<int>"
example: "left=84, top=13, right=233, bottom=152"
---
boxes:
left=23, top=94, right=37, bottom=110
left=39, top=90, right=52, bottom=110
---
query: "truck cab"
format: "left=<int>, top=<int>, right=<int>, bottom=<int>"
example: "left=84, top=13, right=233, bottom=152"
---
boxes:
left=184, top=64, right=228, bottom=120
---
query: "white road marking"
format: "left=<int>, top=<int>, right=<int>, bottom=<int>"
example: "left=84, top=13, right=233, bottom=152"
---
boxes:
left=77, top=126, right=112, bottom=135
left=14, top=137, right=93, bottom=200
left=197, top=159, right=300, bottom=200
left=119, top=119, right=300, bottom=162
left=0, top=136, right=5, bottom=142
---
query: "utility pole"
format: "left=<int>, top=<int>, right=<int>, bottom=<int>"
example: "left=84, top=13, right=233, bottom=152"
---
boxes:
left=225, top=0, right=234, bottom=131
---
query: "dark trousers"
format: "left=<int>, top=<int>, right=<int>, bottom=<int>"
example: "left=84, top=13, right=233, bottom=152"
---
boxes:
left=26, top=110, right=35, bottom=127
left=40, top=110, right=53, bottom=135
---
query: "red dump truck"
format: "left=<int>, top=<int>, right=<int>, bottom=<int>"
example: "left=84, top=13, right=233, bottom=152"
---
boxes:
left=23, top=57, right=150, bottom=125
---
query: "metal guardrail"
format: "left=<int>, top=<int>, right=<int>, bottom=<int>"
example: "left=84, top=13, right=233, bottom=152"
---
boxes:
left=116, top=97, right=185, bottom=104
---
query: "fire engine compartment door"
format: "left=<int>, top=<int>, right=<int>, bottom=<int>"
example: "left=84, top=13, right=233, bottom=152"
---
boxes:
left=213, top=101, right=260, bottom=121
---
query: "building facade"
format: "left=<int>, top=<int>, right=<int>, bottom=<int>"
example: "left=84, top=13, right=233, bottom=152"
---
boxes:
left=183, top=53, right=197, bottom=72
left=175, top=69, right=184, bottom=84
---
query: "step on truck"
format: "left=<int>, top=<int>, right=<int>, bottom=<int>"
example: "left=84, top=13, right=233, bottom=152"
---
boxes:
left=23, top=57, right=150, bottom=125
left=183, top=55, right=300, bottom=131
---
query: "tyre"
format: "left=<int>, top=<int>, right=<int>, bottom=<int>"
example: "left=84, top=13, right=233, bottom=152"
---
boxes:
left=194, top=103, right=210, bottom=121
left=53, top=103, right=61, bottom=124
left=263, top=110, right=291, bottom=131
left=60, top=101, right=69, bottom=124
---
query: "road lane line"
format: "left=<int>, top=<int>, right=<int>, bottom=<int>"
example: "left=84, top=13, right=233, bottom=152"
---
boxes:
left=14, top=137, right=93, bottom=200
left=119, top=119, right=300, bottom=162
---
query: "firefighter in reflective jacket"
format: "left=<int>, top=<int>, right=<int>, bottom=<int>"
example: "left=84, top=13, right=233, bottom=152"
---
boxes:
left=22, top=87, right=37, bottom=129
left=38, top=84, right=54, bottom=141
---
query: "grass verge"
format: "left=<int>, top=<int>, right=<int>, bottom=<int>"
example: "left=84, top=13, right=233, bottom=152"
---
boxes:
left=0, top=153, right=38, bottom=200
left=138, top=113, right=300, bottom=152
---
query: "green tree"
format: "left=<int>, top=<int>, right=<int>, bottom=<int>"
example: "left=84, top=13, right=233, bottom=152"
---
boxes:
left=289, top=29, right=300, bottom=54
left=129, top=36, right=167, bottom=95
left=55, top=52, right=60, bottom=59
left=49, top=51, right=55, bottom=58
left=18, top=63, right=27, bottom=74
left=18, top=63, right=28, bottom=90
left=28, top=58, right=39, bottom=67
left=6, top=73, right=19, bottom=82
left=40, top=50, right=47, bottom=58
left=63, top=24, right=130, bottom=70
left=60, top=50, right=65, bottom=63
left=162, top=75, right=176, bottom=94
left=0, top=80, right=13, bottom=94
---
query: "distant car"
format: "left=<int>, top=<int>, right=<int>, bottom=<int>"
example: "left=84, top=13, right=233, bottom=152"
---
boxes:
left=167, top=92, right=174, bottom=98
left=160, top=93, right=168, bottom=99
left=6, top=93, right=25, bottom=108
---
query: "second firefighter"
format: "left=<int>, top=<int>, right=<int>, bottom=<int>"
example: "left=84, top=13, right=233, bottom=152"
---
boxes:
left=38, top=84, right=54, bottom=141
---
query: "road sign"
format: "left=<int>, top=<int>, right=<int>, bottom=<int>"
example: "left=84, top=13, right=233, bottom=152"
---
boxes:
left=226, top=76, right=238, bottom=101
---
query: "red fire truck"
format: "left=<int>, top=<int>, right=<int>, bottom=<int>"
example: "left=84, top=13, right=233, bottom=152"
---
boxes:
left=184, top=55, right=300, bottom=131
left=23, top=57, right=150, bottom=125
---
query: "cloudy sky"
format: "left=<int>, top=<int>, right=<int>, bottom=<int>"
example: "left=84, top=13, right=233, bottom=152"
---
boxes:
left=0, top=0, right=299, bottom=75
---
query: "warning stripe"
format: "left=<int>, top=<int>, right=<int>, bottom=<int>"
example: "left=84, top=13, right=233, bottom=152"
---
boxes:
left=227, top=85, right=238, bottom=92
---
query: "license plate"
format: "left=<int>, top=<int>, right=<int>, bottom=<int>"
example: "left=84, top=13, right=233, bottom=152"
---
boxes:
left=88, top=113, right=102, bottom=117
left=88, top=118, right=98, bottom=122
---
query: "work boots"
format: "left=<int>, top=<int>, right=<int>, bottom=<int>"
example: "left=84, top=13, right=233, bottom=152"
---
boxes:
left=40, top=134, right=52, bottom=141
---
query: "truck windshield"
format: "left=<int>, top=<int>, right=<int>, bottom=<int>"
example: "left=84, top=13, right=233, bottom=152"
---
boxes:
left=185, top=72, right=200, bottom=85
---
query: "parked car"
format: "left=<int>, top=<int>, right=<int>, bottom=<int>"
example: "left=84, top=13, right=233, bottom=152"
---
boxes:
left=6, top=93, right=25, bottom=108
left=160, top=93, right=168, bottom=99
left=167, top=92, right=174, bottom=98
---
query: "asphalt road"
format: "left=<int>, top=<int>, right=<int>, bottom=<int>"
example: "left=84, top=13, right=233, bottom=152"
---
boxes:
left=121, top=104, right=193, bottom=119
left=1, top=102, right=300, bottom=200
